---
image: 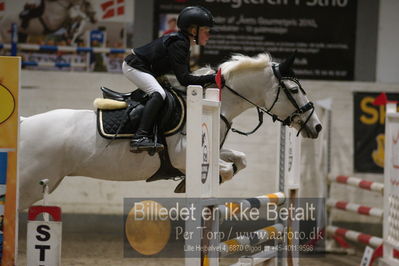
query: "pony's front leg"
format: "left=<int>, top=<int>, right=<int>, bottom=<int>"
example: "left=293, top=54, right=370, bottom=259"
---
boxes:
left=219, top=158, right=234, bottom=182
left=220, top=148, right=247, bottom=173
left=219, top=149, right=247, bottom=183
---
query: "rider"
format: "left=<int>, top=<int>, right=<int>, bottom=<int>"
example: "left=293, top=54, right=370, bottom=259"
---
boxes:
left=19, top=0, right=45, bottom=30
left=123, top=6, right=218, bottom=153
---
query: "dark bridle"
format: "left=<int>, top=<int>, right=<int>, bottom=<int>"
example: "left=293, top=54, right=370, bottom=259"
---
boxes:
left=219, top=63, right=315, bottom=147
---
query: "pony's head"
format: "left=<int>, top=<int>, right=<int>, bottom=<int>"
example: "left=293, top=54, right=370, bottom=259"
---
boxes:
left=270, top=53, right=322, bottom=138
left=220, top=52, right=322, bottom=139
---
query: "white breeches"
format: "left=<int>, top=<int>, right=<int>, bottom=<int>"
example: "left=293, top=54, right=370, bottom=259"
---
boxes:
left=122, top=61, right=166, bottom=99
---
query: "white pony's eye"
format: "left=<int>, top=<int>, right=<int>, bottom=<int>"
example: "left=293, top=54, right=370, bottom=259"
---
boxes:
left=289, top=86, right=299, bottom=94
left=292, top=116, right=303, bottom=126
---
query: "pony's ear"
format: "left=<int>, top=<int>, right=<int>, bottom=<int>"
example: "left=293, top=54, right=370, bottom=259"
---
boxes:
left=279, top=50, right=297, bottom=75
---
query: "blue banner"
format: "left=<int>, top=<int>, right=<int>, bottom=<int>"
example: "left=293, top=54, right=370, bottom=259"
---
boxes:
left=0, top=153, right=7, bottom=185
left=0, top=152, right=7, bottom=260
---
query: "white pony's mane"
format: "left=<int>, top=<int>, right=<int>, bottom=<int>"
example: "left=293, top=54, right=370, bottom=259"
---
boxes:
left=172, top=53, right=272, bottom=87
left=220, top=53, right=272, bottom=79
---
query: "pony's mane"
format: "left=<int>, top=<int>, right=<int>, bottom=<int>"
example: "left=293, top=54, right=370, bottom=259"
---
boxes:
left=220, top=53, right=272, bottom=79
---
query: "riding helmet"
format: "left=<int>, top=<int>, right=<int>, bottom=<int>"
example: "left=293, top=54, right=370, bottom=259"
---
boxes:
left=177, top=6, right=214, bottom=30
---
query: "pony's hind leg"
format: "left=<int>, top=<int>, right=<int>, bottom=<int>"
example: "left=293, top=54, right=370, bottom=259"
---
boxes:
left=18, top=165, right=65, bottom=211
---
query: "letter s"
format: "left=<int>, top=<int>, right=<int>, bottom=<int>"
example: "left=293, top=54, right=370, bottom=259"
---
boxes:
left=36, top=225, right=51, bottom=241
left=360, top=97, right=378, bottom=125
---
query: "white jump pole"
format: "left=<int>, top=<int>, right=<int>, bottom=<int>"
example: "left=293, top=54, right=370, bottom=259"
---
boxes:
left=185, top=85, right=220, bottom=266
left=382, top=103, right=399, bottom=266
left=277, top=125, right=301, bottom=266
left=185, top=85, right=220, bottom=198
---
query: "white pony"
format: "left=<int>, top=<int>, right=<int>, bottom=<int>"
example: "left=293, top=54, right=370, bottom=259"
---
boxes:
left=19, top=53, right=322, bottom=210
left=0, top=0, right=95, bottom=44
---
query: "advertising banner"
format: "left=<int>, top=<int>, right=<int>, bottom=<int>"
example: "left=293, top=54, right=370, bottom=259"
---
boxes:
left=154, top=0, right=357, bottom=80
left=354, top=92, right=399, bottom=173
left=0, top=56, right=20, bottom=266
left=0, top=0, right=133, bottom=72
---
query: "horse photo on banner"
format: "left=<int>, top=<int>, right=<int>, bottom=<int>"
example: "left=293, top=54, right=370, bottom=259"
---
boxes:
left=0, top=0, right=133, bottom=72
left=0, top=56, right=20, bottom=266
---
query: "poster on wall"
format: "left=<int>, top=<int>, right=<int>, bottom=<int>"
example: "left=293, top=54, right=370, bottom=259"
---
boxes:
left=0, top=56, right=20, bottom=265
left=353, top=92, right=399, bottom=173
left=0, top=0, right=134, bottom=72
left=154, top=0, right=357, bottom=80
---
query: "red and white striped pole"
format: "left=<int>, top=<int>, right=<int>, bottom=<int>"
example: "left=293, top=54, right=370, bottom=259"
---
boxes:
left=328, top=175, right=384, bottom=194
left=327, top=226, right=383, bottom=248
left=327, top=199, right=384, bottom=218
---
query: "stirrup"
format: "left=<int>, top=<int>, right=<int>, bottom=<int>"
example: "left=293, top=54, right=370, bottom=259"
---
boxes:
left=130, top=143, right=164, bottom=153
left=130, top=137, right=164, bottom=155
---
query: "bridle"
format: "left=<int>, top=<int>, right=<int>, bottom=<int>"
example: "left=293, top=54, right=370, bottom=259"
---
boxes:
left=219, top=63, right=315, bottom=147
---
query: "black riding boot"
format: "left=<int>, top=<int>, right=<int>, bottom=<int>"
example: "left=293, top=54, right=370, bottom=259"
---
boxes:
left=130, top=92, right=165, bottom=153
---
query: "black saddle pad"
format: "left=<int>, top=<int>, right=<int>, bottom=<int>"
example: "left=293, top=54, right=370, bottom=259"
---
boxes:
left=97, top=108, right=139, bottom=139
left=97, top=88, right=186, bottom=139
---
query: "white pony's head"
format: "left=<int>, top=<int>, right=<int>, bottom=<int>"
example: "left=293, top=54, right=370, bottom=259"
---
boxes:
left=219, top=52, right=322, bottom=139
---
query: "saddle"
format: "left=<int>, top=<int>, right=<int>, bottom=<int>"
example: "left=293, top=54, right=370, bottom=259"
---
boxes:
left=95, top=83, right=187, bottom=192
left=97, top=86, right=185, bottom=139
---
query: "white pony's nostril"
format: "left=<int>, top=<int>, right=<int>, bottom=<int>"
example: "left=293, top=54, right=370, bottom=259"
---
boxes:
left=315, top=124, right=322, bottom=133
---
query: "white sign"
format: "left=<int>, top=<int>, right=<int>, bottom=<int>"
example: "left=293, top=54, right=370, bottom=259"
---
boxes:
left=27, top=221, right=62, bottom=266
left=360, top=246, right=374, bottom=266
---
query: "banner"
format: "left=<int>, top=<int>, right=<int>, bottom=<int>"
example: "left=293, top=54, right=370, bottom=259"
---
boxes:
left=0, top=0, right=134, bottom=72
left=154, top=0, right=357, bottom=80
left=0, top=56, right=20, bottom=266
left=354, top=92, right=399, bottom=173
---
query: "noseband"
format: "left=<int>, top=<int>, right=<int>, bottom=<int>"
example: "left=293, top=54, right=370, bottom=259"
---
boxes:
left=219, top=64, right=315, bottom=147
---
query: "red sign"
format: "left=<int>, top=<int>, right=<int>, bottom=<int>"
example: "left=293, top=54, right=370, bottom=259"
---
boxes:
left=101, top=0, right=124, bottom=19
